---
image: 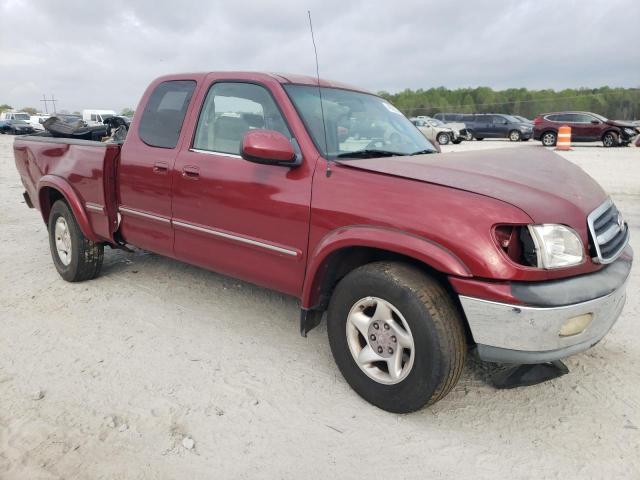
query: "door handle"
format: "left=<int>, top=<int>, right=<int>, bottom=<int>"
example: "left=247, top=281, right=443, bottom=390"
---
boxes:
left=182, top=165, right=200, bottom=179
left=153, top=162, right=169, bottom=175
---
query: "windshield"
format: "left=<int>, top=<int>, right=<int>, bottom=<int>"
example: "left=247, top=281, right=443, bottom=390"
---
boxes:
left=15, top=113, right=30, bottom=120
left=284, top=85, right=437, bottom=159
left=591, top=112, right=608, bottom=122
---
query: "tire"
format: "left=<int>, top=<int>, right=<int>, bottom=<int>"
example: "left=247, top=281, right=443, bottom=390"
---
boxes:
left=463, top=130, right=474, bottom=141
left=508, top=130, right=522, bottom=142
left=48, top=200, right=104, bottom=282
left=602, top=131, right=617, bottom=147
left=541, top=131, right=557, bottom=147
left=522, top=138, right=530, bottom=142
left=436, top=132, right=450, bottom=145
left=475, top=137, right=484, bottom=141
left=327, top=262, right=466, bottom=413
left=452, top=138, right=463, bottom=144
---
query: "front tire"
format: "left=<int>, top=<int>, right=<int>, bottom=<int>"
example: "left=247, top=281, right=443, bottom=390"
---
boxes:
left=436, top=132, right=451, bottom=145
left=602, top=131, right=617, bottom=147
left=48, top=200, right=104, bottom=282
left=327, top=262, right=466, bottom=413
left=509, top=130, right=522, bottom=142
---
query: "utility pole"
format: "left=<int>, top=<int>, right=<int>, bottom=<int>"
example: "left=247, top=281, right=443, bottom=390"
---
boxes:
left=50, top=94, right=57, bottom=114
left=40, top=94, right=49, bottom=114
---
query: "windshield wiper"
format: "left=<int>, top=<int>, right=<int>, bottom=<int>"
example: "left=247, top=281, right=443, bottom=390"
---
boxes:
left=336, top=149, right=408, bottom=159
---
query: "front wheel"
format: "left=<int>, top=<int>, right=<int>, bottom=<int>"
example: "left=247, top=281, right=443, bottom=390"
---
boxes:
left=602, top=131, right=618, bottom=147
left=48, top=200, right=104, bottom=282
left=436, top=132, right=451, bottom=145
left=541, top=131, right=557, bottom=146
left=509, top=130, right=522, bottom=142
left=327, top=262, right=466, bottom=413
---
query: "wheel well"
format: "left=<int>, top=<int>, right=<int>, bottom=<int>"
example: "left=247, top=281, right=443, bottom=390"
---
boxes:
left=308, top=246, right=473, bottom=343
left=39, top=187, right=65, bottom=224
left=601, top=129, right=618, bottom=139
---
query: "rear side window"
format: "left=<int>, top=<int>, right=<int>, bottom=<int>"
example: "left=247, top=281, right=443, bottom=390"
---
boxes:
left=139, top=80, right=196, bottom=149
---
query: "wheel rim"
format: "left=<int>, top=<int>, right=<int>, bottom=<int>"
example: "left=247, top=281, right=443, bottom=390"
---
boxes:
left=603, top=134, right=614, bottom=147
left=345, top=296, right=415, bottom=385
left=542, top=133, right=555, bottom=146
left=510, top=131, right=520, bottom=141
left=54, top=217, right=72, bottom=266
left=438, top=133, right=449, bottom=145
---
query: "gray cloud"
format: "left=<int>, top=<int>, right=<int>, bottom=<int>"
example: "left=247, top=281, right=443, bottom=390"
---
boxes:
left=1, top=0, right=638, bottom=112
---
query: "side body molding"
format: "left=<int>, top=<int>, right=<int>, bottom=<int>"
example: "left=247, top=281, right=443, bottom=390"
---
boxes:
left=38, top=175, right=98, bottom=242
left=301, top=225, right=471, bottom=309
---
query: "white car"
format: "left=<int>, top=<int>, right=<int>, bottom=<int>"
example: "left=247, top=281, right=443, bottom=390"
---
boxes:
left=28, top=115, right=50, bottom=131
left=82, top=109, right=117, bottom=126
left=417, top=116, right=469, bottom=141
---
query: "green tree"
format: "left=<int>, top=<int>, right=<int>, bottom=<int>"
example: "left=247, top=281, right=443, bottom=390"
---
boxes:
left=0, top=104, right=13, bottom=112
left=21, top=107, right=38, bottom=115
left=121, top=108, right=134, bottom=117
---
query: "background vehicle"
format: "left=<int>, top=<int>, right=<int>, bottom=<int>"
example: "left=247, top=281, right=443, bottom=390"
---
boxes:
left=533, top=111, right=640, bottom=147
left=513, top=115, right=533, bottom=125
left=82, top=109, right=116, bottom=126
left=434, top=113, right=532, bottom=141
left=411, top=117, right=458, bottom=144
left=12, top=72, right=632, bottom=413
left=28, top=114, right=50, bottom=131
left=416, top=116, right=467, bottom=143
left=1, top=119, right=35, bottom=134
left=0, top=111, right=31, bottom=121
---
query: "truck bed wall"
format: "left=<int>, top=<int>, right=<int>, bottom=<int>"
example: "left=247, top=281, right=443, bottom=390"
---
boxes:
left=13, top=136, right=120, bottom=242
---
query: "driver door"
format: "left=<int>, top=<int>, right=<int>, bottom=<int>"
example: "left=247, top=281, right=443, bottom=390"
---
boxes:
left=171, top=79, right=313, bottom=296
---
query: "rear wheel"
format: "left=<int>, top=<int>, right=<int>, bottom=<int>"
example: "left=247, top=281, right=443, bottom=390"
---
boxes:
left=436, top=132, right=451, bottom=145
left=463, top=130, right=474, bottom=141
left=327, top=262, right=466, bottom=413
left=541, top=131, right=557, bottom=146
left=508, top=130, right=522, bottom=142
left=602, top=131, right=617, bottom=147
left=48, top=200, right=103, bottom=282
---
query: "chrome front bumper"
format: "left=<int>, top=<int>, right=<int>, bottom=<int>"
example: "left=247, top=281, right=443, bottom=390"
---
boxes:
left=460, top=283, right=627, bottom=363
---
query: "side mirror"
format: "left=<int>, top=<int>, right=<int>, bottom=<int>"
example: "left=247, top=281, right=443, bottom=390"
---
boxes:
left=241, top=129, right=299, bottom=166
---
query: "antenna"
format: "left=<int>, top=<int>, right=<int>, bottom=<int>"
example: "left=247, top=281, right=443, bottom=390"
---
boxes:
left=307, top=10, right=331, bottom=177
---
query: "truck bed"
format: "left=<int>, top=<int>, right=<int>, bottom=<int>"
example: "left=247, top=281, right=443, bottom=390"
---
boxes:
left=13, top=135, right=121, bottom=242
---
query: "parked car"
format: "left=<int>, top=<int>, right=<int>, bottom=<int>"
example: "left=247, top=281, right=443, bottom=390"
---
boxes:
left=533, top=111, right=640, bottom=147
left=82, top=109, right=117, bottom=126
left=434, top=113, right=532, bottom=141
left=13, top=72, right=632, bottom=413
left=28, top=115, right=50, bottom=131
left=0, top=111, right=31, bottom=121
left=1, top=119, right=35, bottom=135
left=410, top=117, right=458, bottom=145
left=513, top=115, right=533, bottom=125
left=416, top=116, right=468, bottom=143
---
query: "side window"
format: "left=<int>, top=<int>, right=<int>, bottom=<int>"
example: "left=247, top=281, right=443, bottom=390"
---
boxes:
left=139, top=80, right=196, bottom=149
left=91, top=114, right=97, bottom=121
left=574, top=113, right=595, bottom=123
left=492, top=115, right=506, bottom=124
left=193, top=82, right=292, bottom=155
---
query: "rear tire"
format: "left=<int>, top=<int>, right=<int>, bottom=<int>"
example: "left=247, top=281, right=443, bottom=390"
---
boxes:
left=48, top=200, right=103, bottom=282
left=327, top=262, right=466, bottom=413
left=541, top=131, right=557, bottom=146
left=602, top=131, right=617, bottom=147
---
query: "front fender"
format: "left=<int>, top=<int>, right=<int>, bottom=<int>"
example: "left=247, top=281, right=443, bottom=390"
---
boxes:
left=38, top=175, right=98, bottom=242
left=301, top=225, right=471, bottom=309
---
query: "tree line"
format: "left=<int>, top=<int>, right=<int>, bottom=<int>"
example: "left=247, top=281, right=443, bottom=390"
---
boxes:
left=378, top=86, right=640, bottom=120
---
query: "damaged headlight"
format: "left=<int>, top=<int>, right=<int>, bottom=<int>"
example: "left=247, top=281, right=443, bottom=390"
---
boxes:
left=623, top=128, right=637, bottom=136
left=528, top=224, right=584, bottom=269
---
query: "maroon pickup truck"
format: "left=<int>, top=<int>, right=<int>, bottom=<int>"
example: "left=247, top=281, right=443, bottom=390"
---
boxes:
left=14, top=72, right=632, bottom=413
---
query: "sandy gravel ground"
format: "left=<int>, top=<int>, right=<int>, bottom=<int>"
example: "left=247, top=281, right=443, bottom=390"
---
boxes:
left=1, top=135, right=639, bottom=479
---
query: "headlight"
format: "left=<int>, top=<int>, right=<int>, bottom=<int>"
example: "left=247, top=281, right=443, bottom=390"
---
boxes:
left=623, top=128, right=636, bottom=135
left=528, top=224, right=584, bottom=269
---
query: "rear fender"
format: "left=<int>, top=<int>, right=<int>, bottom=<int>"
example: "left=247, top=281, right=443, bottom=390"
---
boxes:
left=38, top=175, right=98, bottom=242
left=302, top=225, right=471, bottom=309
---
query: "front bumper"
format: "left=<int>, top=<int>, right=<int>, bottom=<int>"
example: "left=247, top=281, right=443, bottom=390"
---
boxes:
left=460, top=248, right=632, bottom=364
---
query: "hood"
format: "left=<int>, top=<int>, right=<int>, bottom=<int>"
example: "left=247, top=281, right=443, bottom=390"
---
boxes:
left=608, top=119, right=638, bottom=129
left=336, top=147, right=607, bottom=225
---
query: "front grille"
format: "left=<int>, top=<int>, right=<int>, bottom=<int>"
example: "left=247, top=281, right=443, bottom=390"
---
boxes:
left=587, top=198, right=629, bottom=264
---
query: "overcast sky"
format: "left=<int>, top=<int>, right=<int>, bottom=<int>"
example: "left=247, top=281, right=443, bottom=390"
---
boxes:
left=1, top=0, right=638, bottom=113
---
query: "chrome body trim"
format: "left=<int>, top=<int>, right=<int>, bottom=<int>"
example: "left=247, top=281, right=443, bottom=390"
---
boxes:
left=119, top=206, right=171, bottom=224
left=190, top=148, right=242, bottom=159
left=172, top=219, right=299, bottom=257
left=85, top=202, right=105, bottom=214
left=460, top=282, right=627, bottom=356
